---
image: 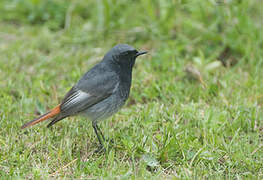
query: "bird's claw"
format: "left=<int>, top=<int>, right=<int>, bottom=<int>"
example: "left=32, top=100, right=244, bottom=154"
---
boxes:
left=94, top=145, right=106, bottom=153
left=93, top=139, right=114, bottom=153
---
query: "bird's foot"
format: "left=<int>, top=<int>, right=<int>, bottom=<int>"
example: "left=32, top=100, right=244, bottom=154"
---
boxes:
left=93, top=139, right=114, bottom=154
left=106, top=138, right=114, bottom=144
left=94, top=145, right=106, bottom=153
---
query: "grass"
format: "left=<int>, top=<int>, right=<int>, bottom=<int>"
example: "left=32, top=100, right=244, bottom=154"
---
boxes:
left=1, top=0, right=263, bottom=178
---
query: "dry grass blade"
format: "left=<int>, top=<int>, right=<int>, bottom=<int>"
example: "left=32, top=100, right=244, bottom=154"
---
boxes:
left=50, top=158, right=78, bottom=177
left=185, top=64, right=207, bottom=88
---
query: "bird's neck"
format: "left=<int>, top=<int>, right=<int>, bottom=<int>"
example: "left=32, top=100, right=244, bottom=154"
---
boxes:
left=119, top=66, right=133, bottom=100
left=106, top=60, right=134, bottom=99
left=105, top=58, right=135, bottom=83
left=120, top=64, right=133, bottom=83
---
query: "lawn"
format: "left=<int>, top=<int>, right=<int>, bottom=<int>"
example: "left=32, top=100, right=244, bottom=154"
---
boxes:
left=1, top=0, right=263, bottom=178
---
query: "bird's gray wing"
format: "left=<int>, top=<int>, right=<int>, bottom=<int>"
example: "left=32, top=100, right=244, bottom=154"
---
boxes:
left=59, top=67, right=119, bottom=116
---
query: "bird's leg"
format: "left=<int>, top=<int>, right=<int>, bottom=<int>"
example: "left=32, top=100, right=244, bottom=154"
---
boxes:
left=92, top=122, right=104, bottom=146
left=95, top=124, right=105, bottom=141
left=92, top=122, right=113, bottom=153
left=96, top=123, right=114, bottom=144
left=92, top=122, right=105, bottom=152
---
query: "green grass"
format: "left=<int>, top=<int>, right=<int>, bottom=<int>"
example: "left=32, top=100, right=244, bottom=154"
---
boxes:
left=1, top=0, right=263, bottom=178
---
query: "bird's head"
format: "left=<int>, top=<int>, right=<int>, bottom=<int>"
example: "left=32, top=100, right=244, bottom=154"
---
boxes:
left=103, top=44, right=147, bottom=68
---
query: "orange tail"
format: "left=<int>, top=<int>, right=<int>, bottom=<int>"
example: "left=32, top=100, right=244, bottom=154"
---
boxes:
left=21, top=104, right=61, bottom=129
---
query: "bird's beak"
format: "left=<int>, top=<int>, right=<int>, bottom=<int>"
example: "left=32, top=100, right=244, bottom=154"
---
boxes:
left=135, top=51, right=148, bottom=57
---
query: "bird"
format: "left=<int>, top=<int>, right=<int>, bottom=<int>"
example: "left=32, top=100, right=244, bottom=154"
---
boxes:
left=21, top=44, right=147, bottom=151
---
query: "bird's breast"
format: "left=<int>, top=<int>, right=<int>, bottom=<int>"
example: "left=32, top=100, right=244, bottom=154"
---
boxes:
left=118, top=82, right=131, bottom=100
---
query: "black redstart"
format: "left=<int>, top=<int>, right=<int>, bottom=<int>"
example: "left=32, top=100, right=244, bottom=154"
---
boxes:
left=21, top=44, right=147, bottom=150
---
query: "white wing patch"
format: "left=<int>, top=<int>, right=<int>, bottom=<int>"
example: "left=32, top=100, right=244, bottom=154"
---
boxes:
left=62, top=90, right=90, bottom=108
